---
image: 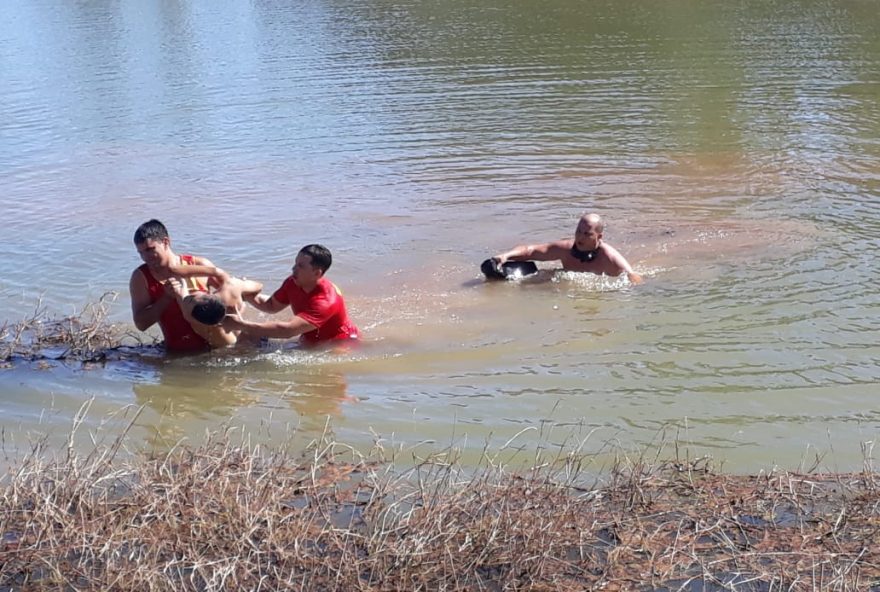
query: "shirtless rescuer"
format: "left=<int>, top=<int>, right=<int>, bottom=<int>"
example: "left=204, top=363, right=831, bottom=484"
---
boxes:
left=165, top=265, right=263, bottom=348
left=222, top=244, right=359, bottom=347
left=129, top=219, right=218, bottom=352
left=492, top=212, right=643, bottom=284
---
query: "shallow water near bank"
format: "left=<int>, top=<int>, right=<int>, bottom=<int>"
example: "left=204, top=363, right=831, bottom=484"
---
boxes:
left=1, top=0, right=879, bottom=471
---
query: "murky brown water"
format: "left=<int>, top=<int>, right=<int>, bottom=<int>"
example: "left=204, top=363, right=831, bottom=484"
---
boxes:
left=1, top=0, right=879, bottom=471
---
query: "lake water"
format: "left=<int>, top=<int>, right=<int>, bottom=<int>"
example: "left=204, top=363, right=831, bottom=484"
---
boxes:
left=1, top=0, right=879, bottom=472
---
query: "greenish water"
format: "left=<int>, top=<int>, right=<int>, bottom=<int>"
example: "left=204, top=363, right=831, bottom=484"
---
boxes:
left=1, top=0, right=879, bottom=471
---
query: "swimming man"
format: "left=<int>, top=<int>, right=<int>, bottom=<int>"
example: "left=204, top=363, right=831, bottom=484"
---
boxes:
left=492, top=212, right=642, bottom=284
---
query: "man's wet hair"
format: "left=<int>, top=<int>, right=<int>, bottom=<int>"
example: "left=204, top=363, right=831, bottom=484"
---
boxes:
left=134, top=219, right=169, bottom=244
left=299, top=244, right=332, bottom=273
left=189, top=295, right=226, bottom=326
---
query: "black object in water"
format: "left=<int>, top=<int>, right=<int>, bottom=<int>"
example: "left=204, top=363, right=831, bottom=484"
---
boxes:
left=481, top=259, right=539, bottom=280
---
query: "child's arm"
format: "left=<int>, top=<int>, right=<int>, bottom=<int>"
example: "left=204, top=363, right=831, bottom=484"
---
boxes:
left=168, top=264, right=231, bottom=284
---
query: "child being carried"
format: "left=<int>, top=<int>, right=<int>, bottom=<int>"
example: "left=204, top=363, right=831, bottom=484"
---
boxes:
left=166, top=264, right=263, bottom=348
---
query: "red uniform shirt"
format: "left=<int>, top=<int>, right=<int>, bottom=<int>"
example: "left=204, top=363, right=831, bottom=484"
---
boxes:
left=138, top=255, right=208, bottom=352
left=272, top=276, right=359, bottom=346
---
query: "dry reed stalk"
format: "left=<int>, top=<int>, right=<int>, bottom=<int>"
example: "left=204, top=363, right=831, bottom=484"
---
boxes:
left=0, top=428, right=878, bottom=591
left=1, top=293, right=151, bottom=365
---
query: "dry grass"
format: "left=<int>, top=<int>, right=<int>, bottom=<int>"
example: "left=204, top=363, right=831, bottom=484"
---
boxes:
left=0, top=293, right=147, bottom=365
left=1, top=425, right=879, bottom=591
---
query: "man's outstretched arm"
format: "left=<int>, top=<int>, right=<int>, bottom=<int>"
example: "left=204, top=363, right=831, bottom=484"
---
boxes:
left=244, top=292, right=287, bottom=314
left=223, top=314, right=316, bottom=340
left=605, top=246, right=643, bottom=285
left=493, top=241, right=568, bottom=264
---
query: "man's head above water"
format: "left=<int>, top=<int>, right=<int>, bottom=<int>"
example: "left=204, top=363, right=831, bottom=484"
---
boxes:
left=133, top=219, right=175, bottom=270
left=571, top=213, right=605, bottom=262
left=574, top=213, right=604, bottom=249
left=133, top=219, right=169, bottom=245
left=290, top=244, right=333, bottom=292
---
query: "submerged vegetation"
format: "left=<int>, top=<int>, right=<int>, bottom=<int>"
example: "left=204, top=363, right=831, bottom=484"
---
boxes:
left=0, top=293, right=144, bottom=366
left=0, top=427, right=878, bottom=591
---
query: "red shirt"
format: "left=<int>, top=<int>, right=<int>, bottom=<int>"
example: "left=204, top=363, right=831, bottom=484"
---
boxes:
left=272, top=276, right=359, bottom=346
left=138, top=255, right=209, bottom=352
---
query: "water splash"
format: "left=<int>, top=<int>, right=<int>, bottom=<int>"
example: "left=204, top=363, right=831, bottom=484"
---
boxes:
left=553, top=271, right=633, bottom=292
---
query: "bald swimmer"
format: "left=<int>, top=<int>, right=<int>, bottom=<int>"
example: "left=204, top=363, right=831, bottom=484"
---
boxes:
left=492, top=212, right=642, bottom=284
